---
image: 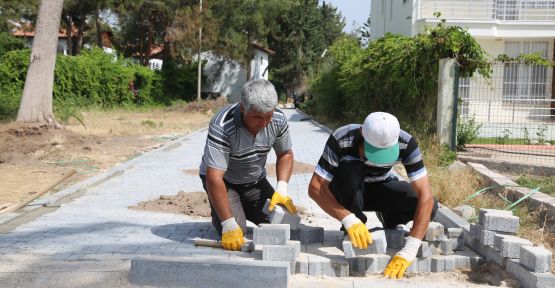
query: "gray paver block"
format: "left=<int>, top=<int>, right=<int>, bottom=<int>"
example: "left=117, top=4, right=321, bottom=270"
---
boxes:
left=431, top=256, right=445, bottom=272
left=444, top=255, right=457, bottom=271
left=520, top=246, right=553, bottom=273
left=469, top=223, right=483, bottom=240
left=478, top=208, right=513, bottom=225
left=342, top=230, right=386, bottom=258
left=263, top=245, right=298, bottom=262
left=347, top=254, right=391, bottom=275
left=254, top=224, right=290, bottom=245
left=263, top=199, right=301, bottom=230
left=454, top=255, right=471, bottom=269
left=450, top=236, right=465, bottom=251
left=447, top=228, right=463, bottom=238
left=481, top=211, right=519, bottom=234
left=290, top=224, right=323, bottom=244
left=295, top=253, right=309, bottom=274
left=384, top=229, right=406, bottom=249
left=499, top=235, right=532, bottom=259
left=287, top=240, right=301, bottom=257
left=129, top=258, right=291, bottom=288
left=406, top=257, right=431, bottom=274
left=308, top=254, right=349, bottom=277
left=506, top=259, right=555, bottom=288
left=417, top=241, right=431, bottom=258
left=439, top=239, right=453, bottom=255
left=453, top=205, right=476, bottom=220
left=425, top=222, right=445, bottom=241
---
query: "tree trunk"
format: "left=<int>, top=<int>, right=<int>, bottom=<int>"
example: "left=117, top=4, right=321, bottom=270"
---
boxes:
left=74, top=19, right=84, bottom=55
left=16, top=0, right=64, bottom=124
left=64, top=15, right=73, bottom=55
left=146, top=15, right=153, bottom=67
left=96, top=12, right=102, bottom=47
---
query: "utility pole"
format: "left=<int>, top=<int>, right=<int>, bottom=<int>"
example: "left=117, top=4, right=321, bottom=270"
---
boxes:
left=197, top=0, right=203, bottom=101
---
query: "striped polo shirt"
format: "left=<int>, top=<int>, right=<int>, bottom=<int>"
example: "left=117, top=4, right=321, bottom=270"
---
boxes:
left=315, top=124, right=427, bottom=183
left=199, top=103, right=292, bottom=184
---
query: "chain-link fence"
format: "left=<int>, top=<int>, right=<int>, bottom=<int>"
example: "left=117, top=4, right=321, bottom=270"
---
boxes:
left=457, top=63, right=555, bottom=167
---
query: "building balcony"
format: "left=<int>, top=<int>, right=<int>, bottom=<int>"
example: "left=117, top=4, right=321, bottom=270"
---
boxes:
left=417, top=0, right=555, bottom=22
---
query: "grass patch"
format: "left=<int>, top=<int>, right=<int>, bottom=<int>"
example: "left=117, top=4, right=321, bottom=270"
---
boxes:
left=471, top=137, right=530, bottom=145
left=515, top=175, right=555, bottom=195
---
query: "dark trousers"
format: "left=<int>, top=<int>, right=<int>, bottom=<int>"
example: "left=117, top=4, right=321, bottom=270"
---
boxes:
left=328, top=160, right=438, bottom=229
left=200, top=175, right=273, bottom=235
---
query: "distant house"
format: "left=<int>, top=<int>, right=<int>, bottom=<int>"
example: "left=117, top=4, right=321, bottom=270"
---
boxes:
left=11, top=22, right=78, bottom=55
left=371, top=0, right=554, bottom=139
left=202, top=42, right=275, bottom=102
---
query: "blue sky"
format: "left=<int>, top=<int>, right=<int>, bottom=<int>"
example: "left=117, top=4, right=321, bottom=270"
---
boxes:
left=322, top=0, right=371, bottom=33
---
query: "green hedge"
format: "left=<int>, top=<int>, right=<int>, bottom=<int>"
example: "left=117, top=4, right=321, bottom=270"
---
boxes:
left=308, top=20, right=491, bottom=134
left=0, top=48, right=162, bottom=121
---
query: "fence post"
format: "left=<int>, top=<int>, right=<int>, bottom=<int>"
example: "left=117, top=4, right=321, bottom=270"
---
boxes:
left=437, top=58, right=458, bottom=150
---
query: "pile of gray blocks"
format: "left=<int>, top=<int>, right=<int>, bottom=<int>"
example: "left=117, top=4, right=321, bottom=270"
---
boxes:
left=263, top=199, right=324, bottom=244
left=340, top=222, right=479, bottom=275
left=254, top=223, right=348, bottom=277
left=467, top=208, right=555, bottom=288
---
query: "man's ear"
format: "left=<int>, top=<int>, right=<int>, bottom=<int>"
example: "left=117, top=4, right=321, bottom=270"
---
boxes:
left=239, top=103, right=245, bottom=113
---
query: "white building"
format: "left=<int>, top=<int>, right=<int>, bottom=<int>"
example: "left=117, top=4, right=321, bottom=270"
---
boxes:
left=202, top=42, right=275, bottom=102
left=371, top=0, right=555, bottom=139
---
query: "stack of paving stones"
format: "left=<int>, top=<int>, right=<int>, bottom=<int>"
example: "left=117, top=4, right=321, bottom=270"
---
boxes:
left=260, top=201, right=349, bottom=277
left=341, top=221, right=481, bottom=275
left=468, top=208, right=555, bottom=288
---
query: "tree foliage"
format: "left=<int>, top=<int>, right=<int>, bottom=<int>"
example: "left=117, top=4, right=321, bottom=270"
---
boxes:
left=308, top=20, right=491, bottom=134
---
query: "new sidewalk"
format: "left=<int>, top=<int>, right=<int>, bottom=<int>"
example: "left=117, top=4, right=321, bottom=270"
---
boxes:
left=0, top=109, right=489, bottom=287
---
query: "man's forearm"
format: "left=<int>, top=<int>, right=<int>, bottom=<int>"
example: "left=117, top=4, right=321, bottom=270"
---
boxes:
left=308, top=174, right=351, bottom=221
left=276, top=150, right=293, bottom=182
left=206, top=176, right=232, bottom=221
left=408, top=177, right=434, bottom=239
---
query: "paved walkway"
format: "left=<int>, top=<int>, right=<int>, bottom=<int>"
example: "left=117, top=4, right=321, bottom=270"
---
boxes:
left=0, top=109, right=491, bottom=287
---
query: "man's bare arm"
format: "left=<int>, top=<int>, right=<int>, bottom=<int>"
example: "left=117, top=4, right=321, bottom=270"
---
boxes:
left=308, top=173, right=351, bottom=221
left=408, top=175, right=435, bottom=239
left=275, top=149, right=293, bottom=182
left=206, top=167, right=232, bottom=221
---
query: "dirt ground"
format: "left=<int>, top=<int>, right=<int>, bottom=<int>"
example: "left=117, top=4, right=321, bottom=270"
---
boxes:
left=133, top=160, right=316, bottom=217
left=0, top=99, right=225, bottom=209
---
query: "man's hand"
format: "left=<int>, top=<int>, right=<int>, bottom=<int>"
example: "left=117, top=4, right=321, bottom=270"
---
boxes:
left=268, top=181, right=297, bottom=214
left=221, top=218, right=245, bottom=251
left=383, top=236, right=421, bottom=279
left=341, top=213, right=372, bottom=249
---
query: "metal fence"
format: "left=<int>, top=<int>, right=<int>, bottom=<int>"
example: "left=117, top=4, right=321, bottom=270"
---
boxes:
left=457, top=63, right=555, bottom=167
left=418, top=0, right=555, bottom=22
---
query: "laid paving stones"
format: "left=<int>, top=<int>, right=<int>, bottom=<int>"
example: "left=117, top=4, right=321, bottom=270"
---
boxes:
left=290, top=224, right=324, bottom=245
left=520, top=246, right=553, bottom=273
left=254, top=224, right=290, bottom=245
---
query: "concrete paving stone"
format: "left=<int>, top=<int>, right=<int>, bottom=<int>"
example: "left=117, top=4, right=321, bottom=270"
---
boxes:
left=520, top=246, right=553, bottom=273
left=506, top=259, right=555, bottom=288
left=130, top=257, right=291, bottom=288
left=453, top=255, right=471, bottom=269
left=447, top=227, right=463, bottom=238
left=417, top=241, right=431, bottom=258
left=498, top=235, right=533, bottom=259
left=478, top=208, right=513, bottom=225
left=295, top=253, right=309, bottom=274
left=425, top=222, right=445, bottom=241
left=342, top=230, right=386, bottom=258
left=307, top=254, right=349, bottom=277
left=418, top=257, right=431, bottom=273
left=384, top=229, right=406, bottom=249
left=450, top=236, right=465, bottom=251
left=469, top=223, right=482, bottom=240
left=254, top=224, right=290, bottom=245
left=263, top=244, right=298, bottom=262
left=431, top=255, right=445, bottom=272
left=347, top=254, right=391, bottom=275
left=438, top=239, right=453, bottom=255
left=323, top=230, right=344, bottom=245
left=262, top=199, right=301, bottom=230
left=452, top=205, right=476, bottom=220
left=444, top=255, right=457, bottom=271
left=481, top=211, right=520, bottom=234
left=290, top=224, right=323, bottom=245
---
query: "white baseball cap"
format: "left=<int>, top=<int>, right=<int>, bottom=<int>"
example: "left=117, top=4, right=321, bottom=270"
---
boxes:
left=361, top=112, right=400, bottom=164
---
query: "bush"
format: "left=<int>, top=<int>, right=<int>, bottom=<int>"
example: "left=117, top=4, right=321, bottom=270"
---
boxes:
left=308, top=19, right=491, bottom=134
left=0, top=48, right=162, bottom=121
left=160, top=57, right=201, bottom=103
left=0, top=32, right=26, bottom=58
left=457, top=116, right=481, bottom=150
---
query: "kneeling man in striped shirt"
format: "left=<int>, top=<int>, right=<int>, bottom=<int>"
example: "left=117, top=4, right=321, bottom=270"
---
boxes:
left=199, top=79, right=297, bottom=251
left=308, top=112, right=438, bottom=279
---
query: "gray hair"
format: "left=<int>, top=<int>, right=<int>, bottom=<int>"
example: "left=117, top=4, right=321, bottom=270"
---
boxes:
left=240, top=79, right=278, bottom=113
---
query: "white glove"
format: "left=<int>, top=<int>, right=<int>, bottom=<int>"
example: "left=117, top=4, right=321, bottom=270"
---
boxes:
left=221, top=217, right=240, bottom=233
left=397, top=236, right=421, bottom=263
left=276, top=180, right=288, bottom=196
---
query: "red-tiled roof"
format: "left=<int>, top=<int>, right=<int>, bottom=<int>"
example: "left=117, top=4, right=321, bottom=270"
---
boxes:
left=11, top=23, right=78, bottom=39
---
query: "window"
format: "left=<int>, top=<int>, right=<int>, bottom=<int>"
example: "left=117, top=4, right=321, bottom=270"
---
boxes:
left=496, top=0, right=519, bottom=20
left=459, top=77, right=471, bottom=117
left=502, top=41, right=549, bottom=100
